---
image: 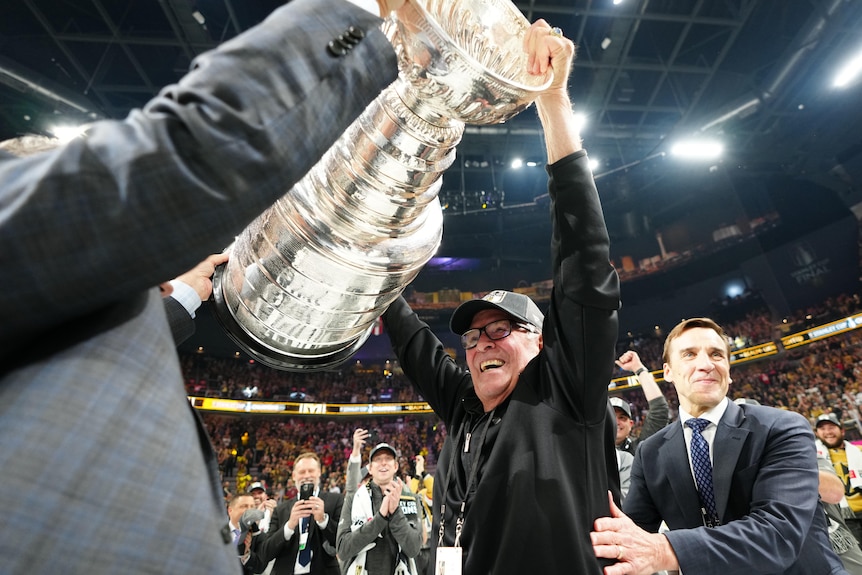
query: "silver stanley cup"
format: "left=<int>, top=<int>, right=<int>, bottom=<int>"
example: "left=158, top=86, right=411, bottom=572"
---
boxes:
left=211, top=0, right=552, bottom=370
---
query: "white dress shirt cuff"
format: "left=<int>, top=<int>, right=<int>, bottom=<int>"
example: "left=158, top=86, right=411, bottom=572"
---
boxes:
left=168, top=279, right=202, bottom=317
left=343, top=0, right=383, bottom=17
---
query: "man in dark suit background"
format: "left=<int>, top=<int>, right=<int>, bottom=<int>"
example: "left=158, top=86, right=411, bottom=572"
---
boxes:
left=0, top=1, right=403, bottom=573
left=252, top=452, right=343, bottom=575
left=591, top=317, right=845, bottom=575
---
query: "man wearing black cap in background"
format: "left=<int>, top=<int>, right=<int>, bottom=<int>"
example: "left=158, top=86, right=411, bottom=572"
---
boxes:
left=816, top=412, right=862, bottom=545
left=381, top=20, right=620, bottom=574
left=247, top=482, right=277, bottom=575
left=612, top=349, right=670, bottom=456
left=337, top=442, right=422, bottom=575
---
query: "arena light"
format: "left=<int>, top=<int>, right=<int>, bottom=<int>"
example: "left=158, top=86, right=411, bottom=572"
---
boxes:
left=49, top=124, right=87, bottom=143
left=573, top=112, right=587, bottom=132
left=589, top=158, right=600, bottom=172
left=670, top=139, right=724, bottom=160
left=833, top=49, right=862, bottom=88
left=510, top=158, right=524, bottom=169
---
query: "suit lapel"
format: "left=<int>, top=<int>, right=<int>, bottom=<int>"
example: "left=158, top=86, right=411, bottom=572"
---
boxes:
left=713, top=402, right=749, bottom=519
left=660, top=423, right=705, bottom=527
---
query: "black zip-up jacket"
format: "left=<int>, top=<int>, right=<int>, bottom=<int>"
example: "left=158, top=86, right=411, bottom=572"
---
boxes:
left=383, top=151, right=621, bottom=574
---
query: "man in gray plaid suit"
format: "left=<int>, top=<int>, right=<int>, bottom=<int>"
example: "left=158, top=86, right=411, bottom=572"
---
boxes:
left=0, top=0, right=403, bottom=573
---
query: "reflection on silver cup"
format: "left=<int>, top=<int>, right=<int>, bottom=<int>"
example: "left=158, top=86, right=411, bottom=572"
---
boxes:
left=212, top=0, right=552, bottom=370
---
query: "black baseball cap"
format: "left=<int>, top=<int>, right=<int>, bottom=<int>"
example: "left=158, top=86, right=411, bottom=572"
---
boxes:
left=816, top=413, right=841, bottom=428
left=610, top=397, right=632, bottom=419
left=450, top=290, right=544, bottom=335
left=369, top=443, right=397, bottom=461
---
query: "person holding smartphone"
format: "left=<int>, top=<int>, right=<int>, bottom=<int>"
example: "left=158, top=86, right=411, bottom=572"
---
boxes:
left=251, top=452, right=343, bottom=575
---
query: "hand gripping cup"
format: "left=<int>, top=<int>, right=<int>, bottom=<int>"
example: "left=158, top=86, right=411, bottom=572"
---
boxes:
left=211, top=0, right=552, bottom=370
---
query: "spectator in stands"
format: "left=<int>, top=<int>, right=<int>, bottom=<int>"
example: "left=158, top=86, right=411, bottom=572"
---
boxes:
left=344, top=428, right=372, bottom=497
left=382, top=23, right=621, bottom=574
left=337, top=441, right=422, bottom=575
left=254, top=452, right=342, bottom=575
left=248, top=482, right=278, bottom=575
left=0, top=2, right=405, bottom=574
left=250, top=482, right=277, bottom=529
left=227, top=493, right=257, bottom=572
left=409, top=454, right=433, bottom=575
left=816, top=412, right=862, bottom=544
left=613, top=350, right=670, bottom=454
left=591, top=317, right=843, bottom=574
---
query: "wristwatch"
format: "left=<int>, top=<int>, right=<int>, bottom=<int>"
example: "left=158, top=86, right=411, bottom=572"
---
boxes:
left=634, top=367, right=648, bottom=376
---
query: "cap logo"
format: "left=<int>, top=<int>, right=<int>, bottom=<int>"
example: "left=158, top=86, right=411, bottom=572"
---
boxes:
left=483, top=290, right=508, bottom=303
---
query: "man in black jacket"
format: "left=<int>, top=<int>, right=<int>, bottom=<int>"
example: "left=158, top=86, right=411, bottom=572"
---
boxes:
left=252, top=452, right=343, bottom=575
left=381, top=20, right=620, bottom=574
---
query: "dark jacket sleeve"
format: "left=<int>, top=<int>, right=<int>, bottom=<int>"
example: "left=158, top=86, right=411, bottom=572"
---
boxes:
left=164, top=296, right=195, bottom=345
left=382, top=297, right=472, bottom=425
left=254, top=502, right=290, bottom=564
left=635, top=395, right=670, bottom=448
left=541, top=151, right=621, bottom=424
left=320, top=492, right=343, bottom=548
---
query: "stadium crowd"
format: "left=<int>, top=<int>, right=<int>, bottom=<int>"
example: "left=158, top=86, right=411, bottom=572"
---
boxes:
left=197, top=284, right=862, bottom=502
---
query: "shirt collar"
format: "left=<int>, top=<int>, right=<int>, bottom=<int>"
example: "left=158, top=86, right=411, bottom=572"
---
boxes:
left=679, top=396, right=729, bottom=428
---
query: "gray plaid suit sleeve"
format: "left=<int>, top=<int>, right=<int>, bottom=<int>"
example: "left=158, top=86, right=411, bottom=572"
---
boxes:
left=0, top=1, right=398, bottom=574
left=0, top=0, right=398, bottom=357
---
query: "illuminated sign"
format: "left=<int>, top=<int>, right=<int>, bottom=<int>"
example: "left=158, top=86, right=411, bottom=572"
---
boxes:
left=730, top=342, right=778, bottom=363
left=781, top=313, right=862, bottom=349
left=189, top=397, right=434, bottom=416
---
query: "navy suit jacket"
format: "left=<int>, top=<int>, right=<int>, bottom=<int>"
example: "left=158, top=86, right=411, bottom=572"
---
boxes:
left=625, top=401, right=845, bottom=574
left=0, top=1, right=396, bottom=573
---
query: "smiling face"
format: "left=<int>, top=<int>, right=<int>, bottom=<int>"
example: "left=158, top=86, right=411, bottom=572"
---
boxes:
left=292, top=454, right=321, bottom=490
left=250, top=488, right=267, bottom=505
left=614, top=408, right=634, bottom=445
left=816, top=422, right=845, bottom=448
left=663, top=324, right=732, bottom=417
left=369, top=450, right=398, bottom=487
left=466, top=308, right=543, bottom=412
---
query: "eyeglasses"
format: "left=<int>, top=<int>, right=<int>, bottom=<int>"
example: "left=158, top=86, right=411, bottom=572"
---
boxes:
left=460, top=319, right=539, bottom=350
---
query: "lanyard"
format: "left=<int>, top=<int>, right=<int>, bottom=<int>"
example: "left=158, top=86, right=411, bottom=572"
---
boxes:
left=437, top=408, right=495, bottom=547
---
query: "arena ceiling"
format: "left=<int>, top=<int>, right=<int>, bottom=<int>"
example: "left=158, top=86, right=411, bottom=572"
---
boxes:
left=3, top=0, right=862, bottom=297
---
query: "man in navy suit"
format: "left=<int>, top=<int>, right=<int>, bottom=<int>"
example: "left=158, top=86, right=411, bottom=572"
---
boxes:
left=591, top=317, right=845, bottom=575
left=0, top=1, right=402, bottom=573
